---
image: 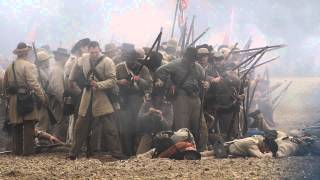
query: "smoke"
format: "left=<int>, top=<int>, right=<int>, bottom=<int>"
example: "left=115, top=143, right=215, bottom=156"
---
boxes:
left=1, top=0, right=320, bottom=76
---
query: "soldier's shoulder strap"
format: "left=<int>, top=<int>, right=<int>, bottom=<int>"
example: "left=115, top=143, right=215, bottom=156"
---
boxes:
left=87, top=56, right=105, bottom=81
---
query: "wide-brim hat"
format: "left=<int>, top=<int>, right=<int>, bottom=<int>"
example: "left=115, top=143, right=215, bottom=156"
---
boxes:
left=166, top=39, right=178, bottom=49
left=197, top=48, right=209, bottom=55
left=184, top=147, right=201, bottom=160
left=53, top=48, right=70, bottom=57
left=37, top=50, right=52, bottom=62
left=105, top=43, right=118, bottom=54
left=13, top=42, right=32, bottom=55
left=135, top=47, right=146, bottom=60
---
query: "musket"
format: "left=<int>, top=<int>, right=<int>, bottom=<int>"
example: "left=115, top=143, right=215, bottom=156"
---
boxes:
left=272, top=81, right=292, bottom=111
left=232, top=48, right=266, bottom=71
left=135, top=28, right=163, bottom=76
left=188, top=27, right=210, bottom=47
left=86, top=62, right=95, bottom=158
left=241, top=48, right=267, bottom=79
left=32, top=43, right=57, bottom=125
left=248, top=80, right=259, bottom=109
left=0, top=151, right=11, bottom=154
left=225, top=42, right=238, bottom=62
left=185, top=15, right=195, bottom=48
left=197, top=70, right=206, bottom=148
left=240, top=56, right=279, bottom=74
left=303, top=126, right=320, bottom=130
left=232, top=44, right=286, bottom=54
left=239, top=37, right=252, bottom=63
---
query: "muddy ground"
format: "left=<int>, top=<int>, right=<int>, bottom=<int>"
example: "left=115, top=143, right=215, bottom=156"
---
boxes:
left=0, top=77, right=319, bottom=179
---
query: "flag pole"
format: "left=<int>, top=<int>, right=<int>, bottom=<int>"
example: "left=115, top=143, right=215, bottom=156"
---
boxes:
left=171, top=0, right=180, bottom=39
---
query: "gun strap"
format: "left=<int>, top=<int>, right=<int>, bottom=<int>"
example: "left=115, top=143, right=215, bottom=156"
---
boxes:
left=12, top=62, right=18, bottom=88
left=87, top=56, right=105, bottom=81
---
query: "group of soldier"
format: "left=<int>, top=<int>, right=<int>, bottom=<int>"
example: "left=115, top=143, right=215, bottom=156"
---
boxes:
left=0, top=36, right=319, bottom=160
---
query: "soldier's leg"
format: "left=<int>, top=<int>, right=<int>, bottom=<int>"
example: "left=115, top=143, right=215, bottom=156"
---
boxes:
left=12, top=124, right=23, bottom=155
left=173, top=95, right=191, bottom=130
left=118, top=109, right=131, bottom=156
left=23, top=120, right=35, bottom=156
left=190, top=97, right=208, bottom=151
left=89, top=118, right=102, bottom=152
left=53, top=116, right=69, bottom=142
left=36, top=108, right=50, bottom=132
left=136, top=134, right=153, bottom=154
left=101, top=114, right=123, bottom=158
left=69, top=116, right=90, bottom=157
left=121, top=95, right=143, bottom=156
left=101, top=111, right=121, bottom=152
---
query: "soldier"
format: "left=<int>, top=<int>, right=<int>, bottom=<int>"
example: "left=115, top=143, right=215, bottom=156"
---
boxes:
left=202, top=135, right=278, bottom=158
left=207, top=51, right=243, bottom=141
left=136, top=87, right=173, bottom=154
left=160, top=39, right=178, bottom=63
left=4, top=42, right=47, bottom=155
left=65, top=39, right=91, bottom=144
left=104, top=43, right=120, bottom=61
left=155, top=47, right=208, bottom=151
left=35, top=50, right=51, bottom=132
left=116, top=47, right=153, bottom=156
left=64, top=38, right=90, bottom=89
left=67, top=41, right=122, bottom=160
left=48, top=48, right=70, bottom=142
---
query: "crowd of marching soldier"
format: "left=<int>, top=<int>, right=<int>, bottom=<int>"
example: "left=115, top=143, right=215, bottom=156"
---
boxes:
left=0, top=36, right=319, bottom=160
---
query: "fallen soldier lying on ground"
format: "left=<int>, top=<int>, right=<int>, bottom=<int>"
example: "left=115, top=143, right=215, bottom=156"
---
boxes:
left=275, top=130, right=320, bottom=157
left=202, top=135, right=278, bottom=158
left=137, top=128, right=201, bottom=160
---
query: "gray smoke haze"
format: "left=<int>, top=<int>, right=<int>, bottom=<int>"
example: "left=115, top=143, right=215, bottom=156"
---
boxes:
left=0, top=0, right=320, bottom=76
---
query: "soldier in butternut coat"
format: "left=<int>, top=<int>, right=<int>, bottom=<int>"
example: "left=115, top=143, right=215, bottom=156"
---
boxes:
left=4, top=42, right=46, bottom=155
left=35, top=50, right=51, bottom=132
left=47, top=48, right=70, bottom=142
left=67, top=41, right=122, bottom=160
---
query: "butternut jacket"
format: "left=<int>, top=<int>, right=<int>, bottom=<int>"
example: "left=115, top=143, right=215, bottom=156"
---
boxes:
left=70, top=54, right=116, bottom=117
left=226, top=135, right=268, bottom=158
left=4, top=59, right=46, bottom=124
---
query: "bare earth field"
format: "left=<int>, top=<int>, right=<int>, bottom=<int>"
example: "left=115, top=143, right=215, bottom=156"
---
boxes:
left=0, top=77, right=319, bottom=179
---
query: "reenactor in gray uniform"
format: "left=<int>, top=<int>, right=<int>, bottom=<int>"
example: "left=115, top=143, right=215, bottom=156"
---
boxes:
left=116, top=47, right=153, bottom=156
left=156, top=47, right=208, bottom=151
left=48, top=48, right=70, bottom=142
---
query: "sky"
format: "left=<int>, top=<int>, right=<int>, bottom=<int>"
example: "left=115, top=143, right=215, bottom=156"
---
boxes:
left=1, top=0, right=320, bottom=76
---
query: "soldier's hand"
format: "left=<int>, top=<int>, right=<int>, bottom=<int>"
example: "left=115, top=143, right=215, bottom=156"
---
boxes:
left=210, top=76, right=222, bottom=84
left=90, top=80, right=98, bottom=87
left=238, top=94, right=245, bottom=101
left=155, top=79, right=164, bottom=87
left=149, top=107, right=163, bottom=117
left=42, top=95, right=49, bottom=107
left=202, top=81, right=210, bottom=90
left=118, top=79, right=129, bottom=86
left=133, top=75, right=140, bottom=82
left=49, top=136, right=63, bottom=144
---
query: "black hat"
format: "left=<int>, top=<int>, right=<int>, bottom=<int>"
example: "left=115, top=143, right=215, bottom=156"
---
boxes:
left=53, top=48, right=70, bottom=57
left=183, top=47, right=198, bottom=62
left=13, top=42, right=32, bottom=55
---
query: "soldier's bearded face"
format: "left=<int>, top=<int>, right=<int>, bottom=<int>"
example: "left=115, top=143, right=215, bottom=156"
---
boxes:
left=89, top=47, right=101, bottom=60
left=199, top=56, right=209, bottom=66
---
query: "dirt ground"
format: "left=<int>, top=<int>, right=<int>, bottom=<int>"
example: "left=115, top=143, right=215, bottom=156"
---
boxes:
left=0, top=153, right=319, bottom=180
left=0, top=77, right=320, bottom=179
